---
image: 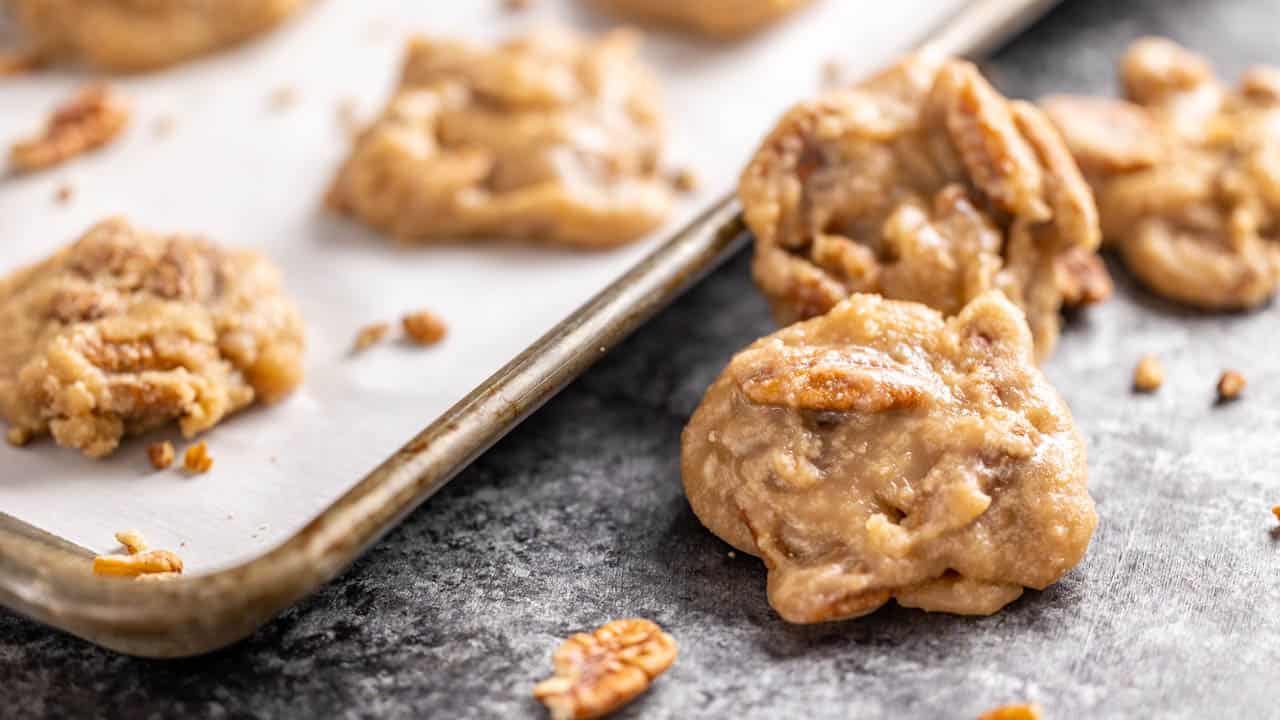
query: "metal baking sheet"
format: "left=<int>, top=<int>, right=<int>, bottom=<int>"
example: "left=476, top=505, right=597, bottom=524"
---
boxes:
left=0, top=0, right=969, bottom=574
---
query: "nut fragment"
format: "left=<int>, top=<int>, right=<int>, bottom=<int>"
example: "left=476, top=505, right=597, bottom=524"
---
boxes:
left=1272, top=505, right=1280, bottom=523
left=9, top=83, right=130, bottom=173
left=1133, top=354, right=1164, bottom=392
left=114, top=529, right=147, bottom=554
left=670, top=167, right=700, bottom=193
left=402, top=310, right=447, bottom=346
left=183, top=441, right=213, bottom=473
left=53, top=183, right=74, bottom=204
left=93, top=529, right=183, bottom=578
left=533, top=618, right=677, bottom=720
left=978, top=704, right=1043, bottom=720
left=93, top=549, right=184, bottom=577
left=148, top=441, right=175, bottom=470
left=6, top=427, right=32, bottom=447
left=353, top=322, right=391, bottom=352
left=1216, top=369, right=1246, bottom=402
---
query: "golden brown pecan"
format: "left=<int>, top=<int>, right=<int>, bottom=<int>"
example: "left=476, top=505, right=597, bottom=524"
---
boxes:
left=401, top=310, right=447, bottom=347
left=148, top=441, right=175, bottom=470
left=1217, top=369, right=1246, bottom=402
left=1133, top=354, right=1164, bottom=393
left=9, top=83, right=129, bottom=173
left=533, top=618, right=677, bottom=720
left=183, top=441, right=213, bottom=473
left=93, top=529, right=183, bottom=578
left=353, top=322, right=391, bottom=352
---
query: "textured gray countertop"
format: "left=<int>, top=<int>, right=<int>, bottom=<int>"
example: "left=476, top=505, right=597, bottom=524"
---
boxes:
left=3, top=0, right=1279, bottom=717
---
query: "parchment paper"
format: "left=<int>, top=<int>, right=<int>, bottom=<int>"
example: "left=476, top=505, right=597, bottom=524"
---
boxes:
left=0, top=0, right=965, bottom=573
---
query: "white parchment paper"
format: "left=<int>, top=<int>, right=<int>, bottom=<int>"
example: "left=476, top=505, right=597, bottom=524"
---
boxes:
left=0, top=0, right=964, bottom=573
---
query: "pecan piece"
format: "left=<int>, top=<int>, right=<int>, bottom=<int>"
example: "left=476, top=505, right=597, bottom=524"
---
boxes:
left=92, top=530, right=183, bottom=578
left=9, top=83, right=130, bottom=173
left=183, top=441, right=213, bottom=473
left=533, top=618, right=677, bottom=720
left=148, top=441, right=176, bottom=470
left=1133, top=354, right=1164, bottom=393
left=1217, top=369, right=1246, bottom=402
left=401, top=310, right=448, bottom=346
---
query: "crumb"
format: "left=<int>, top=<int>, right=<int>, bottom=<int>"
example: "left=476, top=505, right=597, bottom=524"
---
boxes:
left=336, top=97, right=362, bottom=136
left=353, top=322, right=391, bottom=352
left=821, top=58, right=846, bottom=87
left=978, top=704, right=1043, bottom=720
left=183, top=441, right=213, bottom=473
left=1133, top=354, right=1164, bottom=393
left=503, top=0, right=533, bottom=10
left=114, top=529, right=148, bottom=554
left=0, top=49, right=46, bottom=76
left=728, top=550, right=736, bottom=558
left=402, top=310, right=447, bottom=346
left=1217, top=369, right=1246, bottom=402
left=6, top=427, right=32, bottom=447
left=53, top=183, right=74, bottom=204
left=1272, top=505, right=1280, bottom=522
left=148, top=441, right=175, bottom=470
left=93, top=529, right=183, bottom=578
left=671, top=167, right=700, bottom=193
left=152, top=114, right=176, bottom=138
left=269, top=86, right=299, bottom=111
left=9, top=83, right=130, bottom=173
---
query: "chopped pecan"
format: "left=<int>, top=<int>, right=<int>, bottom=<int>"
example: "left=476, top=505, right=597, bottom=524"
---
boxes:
left=183, top=441, right=213, bottom=473
left=148, top=441, right=176, bottom=470
left=9, top=83, right=130, bottom=173
left=1133, top=354, right=1164, bottom=393
left=533, top=618, right=677, bottom=720
left=93, top=529, right=183, bottom=579
left=353, top=322, right=391, bottom=352
left=1216, top=369, right=1246, bottom=402
left=401, top=310, right=447, bottom=346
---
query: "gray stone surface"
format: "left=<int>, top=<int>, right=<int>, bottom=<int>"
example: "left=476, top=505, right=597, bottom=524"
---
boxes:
left=3, top=0, right=1279, bottom=717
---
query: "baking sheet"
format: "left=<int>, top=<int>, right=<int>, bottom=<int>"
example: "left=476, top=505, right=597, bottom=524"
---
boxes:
left=0, top=0, right=966, bottom=574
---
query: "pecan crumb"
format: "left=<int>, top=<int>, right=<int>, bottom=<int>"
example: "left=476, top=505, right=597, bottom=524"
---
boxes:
left=1273, top=505, right=1280, bottom=523
left=93, top=530, right=183, bottom=578
left=269, top=86, right=299, bottom=111
left=534, top=618, right=677, bottom=720
left=1216, top=369, right=1246, bottom=402
left=183, top=441, right=213, bottom=473
left=9, top=83, right=130, bottom=173
left=978, top=704, right=1043, bottom=720
left=148, top=441, right=175, bottom=470
left=1133, top=354, right=1164, bottom=393
left=504, top=0, right=533, bottom=10
left=671, top=167, right=700, bottom=193
left=353, top=322, right=391, bottom=352
left=114, top=529, right=148, bottom=554
left=53, top=182, right=74, bottom=204
left=402, top=310, right=447, bottom=346
left=93, top=549, right=184, bottom=577
left=6, top=427, right=32, bottom=447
